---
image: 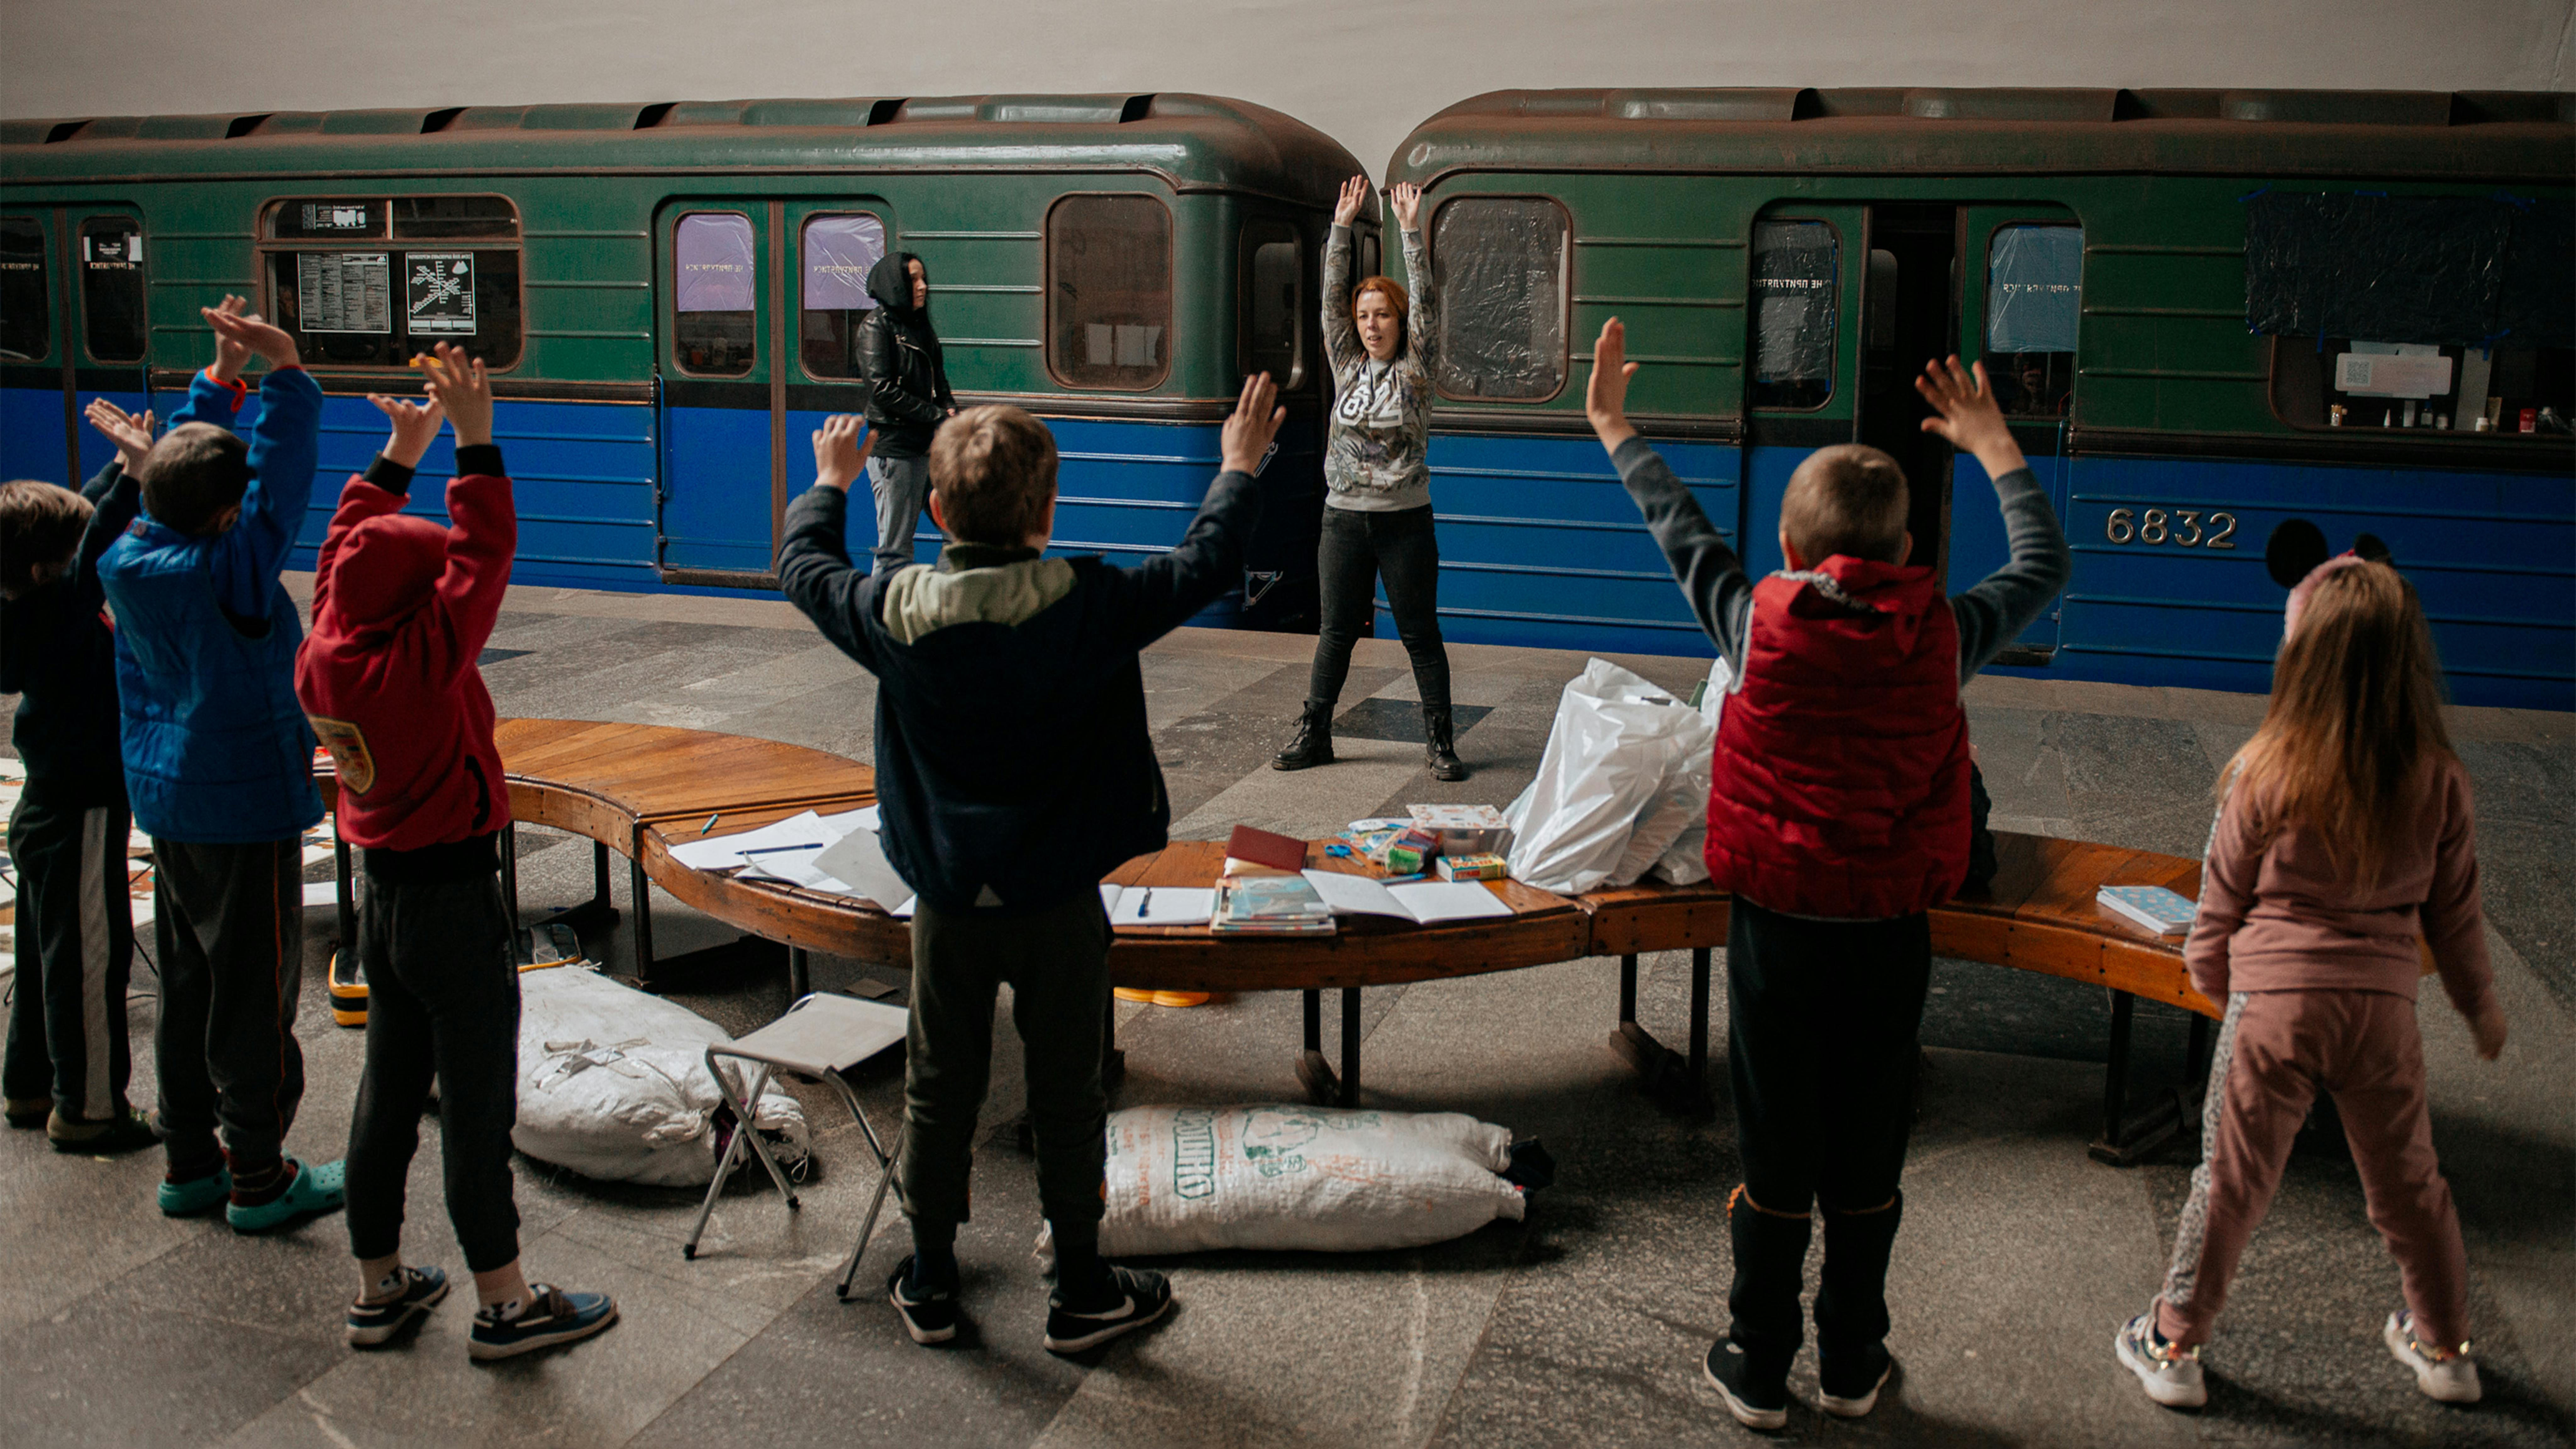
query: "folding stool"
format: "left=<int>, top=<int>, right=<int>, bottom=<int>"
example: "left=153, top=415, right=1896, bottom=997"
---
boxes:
left=683, top=991, right=908, bottom=1300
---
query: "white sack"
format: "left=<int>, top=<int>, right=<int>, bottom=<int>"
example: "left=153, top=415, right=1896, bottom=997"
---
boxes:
left=1086, top=1104, right=1525, bottom=1255
left=1504, top=658, right=1706, bottom=894
left=513, top=964, right=809, bottom=1187
left=1650, top=655, right=1734, bottom=886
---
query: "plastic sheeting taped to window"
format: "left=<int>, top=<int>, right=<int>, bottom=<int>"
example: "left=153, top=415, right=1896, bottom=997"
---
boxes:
left=1751, top=221, right=1837, bottom=384
left=675, top=213, right=755, bottom=314
left=802, top=214, right=884, bottom=312
left=1433, top=198, right=1568, bottom=400
left=1987, top=225, right=2082, bottom=353
left=2245, top=193, right=2573, bottom=350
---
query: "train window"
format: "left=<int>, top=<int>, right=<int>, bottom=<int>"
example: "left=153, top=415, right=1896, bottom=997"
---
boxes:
left=79, top=218, right=147, bottom=364
left=674, top=212, right=757, bottom=377
left=270, top=199, right=384, bottom=240
left=261, top=196, right=523, bottom=370
left=1240, top=223, right=1302, bottom=387
left=1, top=217, right=46, bottom=362
left=1749, top=220, right=1836, bottom=410
left=392, top=196, right=519, bottom=240
left=1048, top=194, right=1173, bottom=390
left=1359, top=230, right=1382, bottom=285
left=797, top=212, right=886, bottom=380
left=1431, top=196, right=1569, bottom=402
left=2270, top=338, right=2573, bottom=434
left=1985, top=225, right=2081, bottom=418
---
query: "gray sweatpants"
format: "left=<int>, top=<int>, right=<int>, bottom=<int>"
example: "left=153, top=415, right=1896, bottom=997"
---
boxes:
left=868, top=452, right=933, bottom=577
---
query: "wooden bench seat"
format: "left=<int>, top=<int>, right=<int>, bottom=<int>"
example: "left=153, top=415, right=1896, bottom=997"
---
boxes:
left=320, top=719, right=2217, bottom=1162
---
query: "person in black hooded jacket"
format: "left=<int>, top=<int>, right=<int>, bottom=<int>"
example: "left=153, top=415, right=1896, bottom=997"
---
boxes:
left=857, top=252, right=957, bottom=575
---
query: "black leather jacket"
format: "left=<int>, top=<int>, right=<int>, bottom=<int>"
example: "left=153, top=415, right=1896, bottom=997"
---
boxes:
left=858, top=253, right=954, bottom=457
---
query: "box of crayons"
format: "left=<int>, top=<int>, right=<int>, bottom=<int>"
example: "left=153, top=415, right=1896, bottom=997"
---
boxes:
left=1435, top=853, right=1507, bottom=882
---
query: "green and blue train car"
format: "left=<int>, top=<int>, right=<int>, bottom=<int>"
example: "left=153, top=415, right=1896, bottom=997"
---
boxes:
left=0, top=94, right=1362, bottom=627
left=1382, top=88, right=2572, bottom=708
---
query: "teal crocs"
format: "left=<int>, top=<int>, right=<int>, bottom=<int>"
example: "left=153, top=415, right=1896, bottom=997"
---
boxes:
left=157, top=1166, right=233, bottom=1217
left=226, top=1158, right=347, bottom=1235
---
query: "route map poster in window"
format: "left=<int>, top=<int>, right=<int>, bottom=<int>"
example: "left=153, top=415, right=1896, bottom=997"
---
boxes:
left=407, top=252, right=477, bottom=335
left=298, top=251, right=390, bottom=333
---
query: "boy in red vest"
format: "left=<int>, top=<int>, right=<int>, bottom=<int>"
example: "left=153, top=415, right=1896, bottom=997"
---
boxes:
left=296, top=343, right=617, bottom=1362
left=1587, top=319, right=2068, bottom=1429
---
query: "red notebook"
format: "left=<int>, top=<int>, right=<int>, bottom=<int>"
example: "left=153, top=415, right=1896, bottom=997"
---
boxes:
left=1224, top=824, right=1309, bottom=874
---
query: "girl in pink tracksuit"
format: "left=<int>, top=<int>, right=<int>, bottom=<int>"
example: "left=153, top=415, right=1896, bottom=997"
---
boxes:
left=2117, top=554, right=2510, bottom=1410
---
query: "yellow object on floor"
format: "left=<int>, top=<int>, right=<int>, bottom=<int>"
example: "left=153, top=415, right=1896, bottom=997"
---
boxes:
left=328, top=950, right=368, bottom=1028
left=1113, top=988, right=1214, bottom=1008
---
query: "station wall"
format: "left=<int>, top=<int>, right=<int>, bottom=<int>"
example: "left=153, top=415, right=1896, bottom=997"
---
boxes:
left=3, top=0, right=2570, bottom=178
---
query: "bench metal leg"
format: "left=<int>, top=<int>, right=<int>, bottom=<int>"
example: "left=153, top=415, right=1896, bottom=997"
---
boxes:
left=1103, top=992, right=1125, bottom=1094
left=788, top=947, right=810, bottom=1002
left=2089, top=990, right=2210, bottom=1167
left=1610, top=950, right=1718, bottom=1120
left=629, top=852, right=656, bottom=985
left=333, top=836, right=355, bottom=956
left=1295, top=988, right=1361, bottom=1107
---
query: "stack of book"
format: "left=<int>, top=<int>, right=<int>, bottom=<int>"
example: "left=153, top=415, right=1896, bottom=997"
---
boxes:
left=1211, top=824, right=1335, bottom=936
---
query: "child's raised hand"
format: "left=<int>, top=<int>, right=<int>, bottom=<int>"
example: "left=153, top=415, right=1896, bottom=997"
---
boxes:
left=417, top=342, right=492, bottom=447
left=1389, top=181, right=1423, bottom=231
left=1220, top=371, right=1286, bottom=475
left=367, top=392, right=446, bottom=469
left=1332, top=175, right=1368, bottom=228
left=204, top=295, right=252, bottom=383
left=811, top=414, right=871, bottom=492
left=85, top=398, right=156, bottom=473
left=1916, top=356, right=2026, bottom=481
left=1585, top=318, right=1640, bottom=452
left=2468, top=998, right=2508, bottom=1061
left=203, top=299, right=301, bottom=373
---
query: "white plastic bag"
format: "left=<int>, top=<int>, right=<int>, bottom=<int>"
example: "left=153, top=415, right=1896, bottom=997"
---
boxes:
left=1079, top=1104, right=1526, bottom=1255
left=1649, top=655, right=1733, bottom=885
left=512, top=964, right=809, bottom=1187
left=1504, top=659, right=1708, bottom=893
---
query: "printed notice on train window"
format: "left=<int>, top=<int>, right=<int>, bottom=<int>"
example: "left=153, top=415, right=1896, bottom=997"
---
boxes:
left=297, top=252, right=391, bottom=334
left=405, top=252, right=476, bottom=335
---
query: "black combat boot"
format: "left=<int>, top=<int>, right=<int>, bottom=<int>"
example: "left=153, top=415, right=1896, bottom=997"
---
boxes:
left=1423, top=706, right=1467, bottom=781
left=1271, top=701, right=1335, bottom=771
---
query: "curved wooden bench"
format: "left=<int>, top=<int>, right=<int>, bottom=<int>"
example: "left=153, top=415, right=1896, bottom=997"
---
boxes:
left=322, top=720, right=2217, bottom=1160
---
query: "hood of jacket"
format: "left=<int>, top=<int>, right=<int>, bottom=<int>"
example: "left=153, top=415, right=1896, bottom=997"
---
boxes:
left=330, top=513, right=449, bottom=632
left=867, top=251, right=926, bottom=319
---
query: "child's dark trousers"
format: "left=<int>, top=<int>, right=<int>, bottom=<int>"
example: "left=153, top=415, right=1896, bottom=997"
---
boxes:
left=3, top=796, right=136, bottom=1121
left=1724, top=897, right=1931, bottom=1378
left=151, top=837, right=307, bottom=1178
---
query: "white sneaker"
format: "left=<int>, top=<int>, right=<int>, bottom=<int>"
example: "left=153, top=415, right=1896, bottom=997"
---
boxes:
left=2116, top=1311, right=2206, bottom=1408
left=2384, top=1311, right=2481, bottom=1403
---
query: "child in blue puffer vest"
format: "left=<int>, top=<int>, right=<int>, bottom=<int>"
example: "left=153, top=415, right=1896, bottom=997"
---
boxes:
left=96, top=295, right=346, bottom=1234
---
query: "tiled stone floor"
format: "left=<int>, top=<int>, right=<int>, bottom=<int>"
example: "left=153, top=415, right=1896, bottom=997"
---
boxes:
left=2, top=577, right=2568, bottom=1448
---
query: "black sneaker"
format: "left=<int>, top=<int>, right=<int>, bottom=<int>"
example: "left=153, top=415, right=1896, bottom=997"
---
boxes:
left=47, top=1105, right=161, bottom=1154
left=1703, top=1338, right=1790, bottom=1431
left=347, top=1266, right=449, bottom=1346
left=1043, top=1265, right=1173, bottom=1354
left=887, top=1255, right=961, bottom=1346
left=468, top=1283, right=618, bottom=1362
left=1818, top=1346, right=1895, bottom=1418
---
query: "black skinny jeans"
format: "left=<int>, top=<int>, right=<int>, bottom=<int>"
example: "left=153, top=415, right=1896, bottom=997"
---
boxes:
left=343, top=865, right=523, bottom=1273
left=1306, top=503, right=1450, bottom=713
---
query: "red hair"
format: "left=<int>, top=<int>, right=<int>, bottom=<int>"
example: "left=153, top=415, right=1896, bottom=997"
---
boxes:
left=1352, top=275, right=1409, bottom=355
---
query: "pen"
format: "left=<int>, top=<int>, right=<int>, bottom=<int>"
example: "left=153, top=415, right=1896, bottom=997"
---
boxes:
left=699, top=813, right=720, bottom=835
left=1137, top=888, right=1154, bottom=920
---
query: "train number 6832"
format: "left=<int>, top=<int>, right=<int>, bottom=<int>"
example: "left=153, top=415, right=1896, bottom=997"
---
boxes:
left=2105, top=507, right=2237, bottom=549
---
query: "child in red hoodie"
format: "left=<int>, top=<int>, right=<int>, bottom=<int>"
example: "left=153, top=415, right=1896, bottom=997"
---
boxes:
left=295, top=343, right=616, bottom=1363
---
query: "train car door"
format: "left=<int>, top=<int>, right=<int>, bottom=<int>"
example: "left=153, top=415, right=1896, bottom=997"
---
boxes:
left=1855, top=203, right=1960, bottom=576
left=0, top=210, right=66, bottom=483
left=779, top=200, right=889, bottom=565
left=0, top=207, right=150, bottom=487
left=1949, top=205, right=2083, bottom=661
left=655, top=201, right=783, bottom=585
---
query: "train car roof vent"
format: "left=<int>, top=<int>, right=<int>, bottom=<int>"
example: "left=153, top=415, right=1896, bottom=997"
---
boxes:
left=1903, top=88, right=2122, bottom=122
left=1119, top=93, right=1156, bottom=123
left=2219, top=90, right=2451, bottom=125
left=227, top=113, right=274, bottom=138
left=1607, top=89, right=1804, bottom=121
left=866, top=98, right=906, bottom=125
left=44, top=119, right=92, bottom=143
left=421, top=107, right=464, bottom=134
left=632, top=102, right=677, bottom=129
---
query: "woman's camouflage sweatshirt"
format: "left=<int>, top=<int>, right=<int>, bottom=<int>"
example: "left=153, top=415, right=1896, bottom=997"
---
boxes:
left=1321, top=222, right=1438, bottom=513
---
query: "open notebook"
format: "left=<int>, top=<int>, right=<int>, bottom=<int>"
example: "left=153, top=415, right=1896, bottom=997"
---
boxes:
left=1299, top=870, right=1513, bottom=925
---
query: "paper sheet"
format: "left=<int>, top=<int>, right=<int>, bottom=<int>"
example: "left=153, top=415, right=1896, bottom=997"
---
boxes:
left=818, top=804, right=879, bottom=836
left=669, top=811, right=831, bottom=870
left=812, top=827, right=916, bottom=913
left=1300, top=870, right=1513, bottom=924
left=735, top=841, right=858, bottom=895
left=1109, top=886, right=1215, bottom=927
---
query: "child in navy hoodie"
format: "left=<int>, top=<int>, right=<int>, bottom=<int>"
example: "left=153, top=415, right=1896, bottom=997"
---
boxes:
left=98, top=297, right=345, bottom=1233
left=296, top=343, right=617, bottom=1362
